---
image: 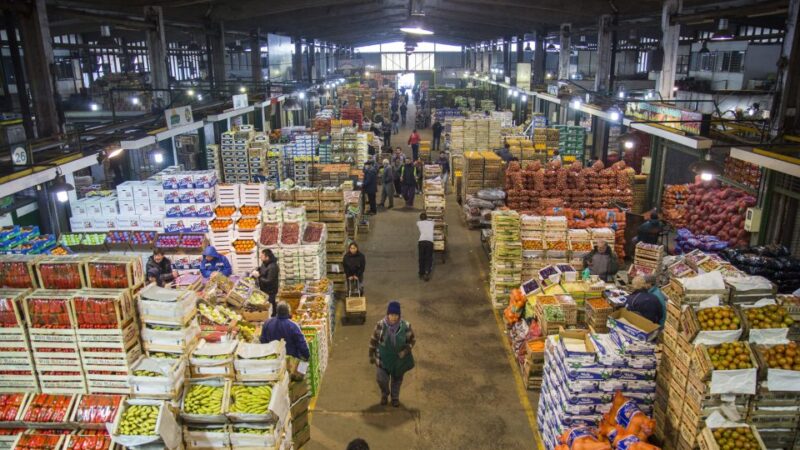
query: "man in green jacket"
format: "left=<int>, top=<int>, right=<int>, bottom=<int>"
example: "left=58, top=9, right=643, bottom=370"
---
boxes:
left=368, top=301, right=416, bottom=407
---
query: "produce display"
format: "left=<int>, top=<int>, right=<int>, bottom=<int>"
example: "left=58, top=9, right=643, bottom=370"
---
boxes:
left=670, top=182, right=755, bottom=249
left=116, top=404, right=158, bottom=435
left=26, top=296, right=73, bottom=329
left=85, top=262, right=129, bottom=289
left=37, top=260, right=83, bottom=289
left=65, top=435, right=113, bottom=450
left=724, top=156, right=762, bottom=191
left=72, top=395, right=122, bottom=425
left=183, top=384, right=224, bottom=415
left=215, top=206, right=236, bottom=218
left=232, top=239, right=256, bottom=254
left=280, top=223, right=300, bottom=246
left=73, top=295, right=121, bottom=329
left=260, top=224, right=279, bottom=246
left=722, top=245, right=800, bottom=293
left=22, top=394, right=72, bottom=423
left=302, top=223, right=324, bottom=244
left=229, top=384, right=272, bottom=414
left=0, top=259, right=35, bottom=288
left=210, top=219, right=233, bottom=231
left=761, top=342, right=800, bottom=369
left=180, top=234, right=204, bottom=250
left=13, top=434, right=62, bottom=450
left=60, top=234, right=83, bottom=247
left=130, top=231, right=156, bottom=247
left=710, top=427, right=762, bottom=450
left=155, top=234, right=179, bottom=249
left=0, top=394, right=24, bottom=421
left=697, top=306, right=740, bottom=331
left=105, top=232, right=131, bottom=245
left=707, top=342, right=754, bottom=370
left=239, top=206, right=261, bottom=217
left=744, top=304, right=793, bottom=329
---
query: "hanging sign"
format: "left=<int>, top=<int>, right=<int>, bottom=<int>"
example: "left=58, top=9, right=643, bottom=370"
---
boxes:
left=232, top=94, right=249, bottom=109
left=625, top=101, right=709, bottom=136
left=164, top=106, right=193, bottom=130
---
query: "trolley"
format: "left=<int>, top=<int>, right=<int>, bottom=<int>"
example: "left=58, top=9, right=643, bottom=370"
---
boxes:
left=343, top=278, right=367, bottom=325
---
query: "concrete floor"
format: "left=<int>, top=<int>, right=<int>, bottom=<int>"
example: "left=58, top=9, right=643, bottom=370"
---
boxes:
left=306, top=101, right=540, bottom=449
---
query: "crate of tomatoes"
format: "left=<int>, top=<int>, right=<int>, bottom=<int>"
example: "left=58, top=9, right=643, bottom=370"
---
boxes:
left=84, top=256, right=144, bottom=290
left=11, top=433, right=65, bottom=450
left=72, top=289, right=135, bottom=334
left=21, top=394, right=77, bottom=427
left=69, top=394, right=123, bottom=430
left=63, top=434, right=116, bottom=450
left=23, top=290, right=79, bottom=334
left=34, top=256, right=88, bottom=290
left=0, top=256, right=39, bottom=289
left=0, top=393, right=32, bottom=425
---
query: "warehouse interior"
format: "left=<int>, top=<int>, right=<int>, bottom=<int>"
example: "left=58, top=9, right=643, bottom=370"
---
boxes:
left=0, top=0, right=800, bottom=449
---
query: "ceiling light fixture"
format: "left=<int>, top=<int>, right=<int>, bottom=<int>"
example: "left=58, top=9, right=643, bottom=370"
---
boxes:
left=711, top=18, right=734, bottom=41
left=51, top=169, right=75, bottom=203
left=400, top=18, right=433, bottom=36
left=89, top=103, right=99, bottom=112
left=608, top=107, right=621, bottom=122
left=298, top=92, right=306, bottom=100
left=690, top=154, right=722, bottom=181
left=699, top=40, right=711, bottom=54
left=187, top=89, right=195, bottom=97
left=153, top=150, right=164, bottom=164
left=521, top=94, right=528, bottom=102
left=571, top=97, right=582, bottom=109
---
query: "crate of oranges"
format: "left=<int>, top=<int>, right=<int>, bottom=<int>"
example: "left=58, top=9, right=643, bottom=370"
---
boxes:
left=232, top=239, right=256, bottom=254
left=215, top=206, right=236, bottom=218
left=210, top=219, right=233, bottom=232
left=239, top=205, right=261, bottom=217
left=236, top=217, right=259, bottom=231
left=692, top=341, right=758, bottom=394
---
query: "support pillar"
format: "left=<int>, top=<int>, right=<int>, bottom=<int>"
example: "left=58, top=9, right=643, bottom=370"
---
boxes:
left=3, top=11, right=34, bottom=139
left=771, top=0, right=800, bottom=136
left=533, top=29, right=546, bottom=86
left=594, top=14, right=614, bottom=94
left=18, top=0, right=60, bottom=138
left=558, top=23, right=572, bottom=80
left=144, top=6, right=168, bottom=92
left=307, top=42, right=314, bottom=82
left=503, top=37, right=511, bottom=79
left=516, top=35, right=524, bottom=63
left=655, top=0, right=681, bottom=100
left=294, top=40, right=303, bottom=81
left=209, top=22, right=226, bottom=90
left=250, top=29, right=262, bottom=89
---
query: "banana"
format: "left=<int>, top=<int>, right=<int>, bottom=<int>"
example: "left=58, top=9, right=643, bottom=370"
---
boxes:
left=229, top=384, right=273, bottom=414
left=184, top=384, right=224, bottom=415
left=133, top=369, right=161, bottom=377
left=118, top=405, right=159, bottom=436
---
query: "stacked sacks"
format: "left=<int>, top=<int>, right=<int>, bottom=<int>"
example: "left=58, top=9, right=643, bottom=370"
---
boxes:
left=721, top=244, right=800, bottom=293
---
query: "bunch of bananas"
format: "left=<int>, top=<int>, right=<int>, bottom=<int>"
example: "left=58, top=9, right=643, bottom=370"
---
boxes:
left=229, top=384, right=273, bottom=414
left=117, top=405, right=159, bottom=436
left=184, top=384, right=224, bottom=415
left=132, top=369, right=161, bottom=377
left=234, top=427, right=271, bottom=435
left=149, top=352, right=178, bottom=359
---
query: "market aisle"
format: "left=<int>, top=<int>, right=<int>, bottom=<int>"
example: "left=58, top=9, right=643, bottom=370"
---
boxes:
left=306, top=100, right=538, bottom=449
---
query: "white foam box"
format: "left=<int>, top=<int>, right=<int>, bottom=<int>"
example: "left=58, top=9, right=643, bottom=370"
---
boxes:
left=140, top=215, right=165, bottom=230
left=116, top=181, right=138, bottom=201
left=100, top=198, right=119, bottom=216
left=118, top=200, right=137, bottom=217
left=91, top=218, right=113, bottom=231
left=133, top=184, right=151, bottom=201
left=149, top=201, right=167, bottom=216
left=86, top=201, right=103, bottom=216
left=116, top=216, right=141, bottom=229
left=135, top=202, right=153, bottom=216
left=70, top=217, right=93, bottom=232
left=70, top=198, right=90, bottom=218
left=147, top=181, right=165, bottom=203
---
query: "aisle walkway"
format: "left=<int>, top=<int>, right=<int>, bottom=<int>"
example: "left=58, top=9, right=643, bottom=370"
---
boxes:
left=306, top=100, right=539, bottom=449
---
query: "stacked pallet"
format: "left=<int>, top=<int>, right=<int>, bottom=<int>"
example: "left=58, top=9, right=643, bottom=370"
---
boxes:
left=553, top=125, right=586, bottom=163
left=490, top=210, right=521, bottom=309
left=521, top=215, right=545, bottom=281
left=247, top=132, right=269, bottom=182
left=138, top=285, right=200, bottom=360
left=532, top=128, right=559, bottom=157
left=447, top=118, right=465, bottom=154
left=0, top=288, right=38, bottom=392
left=206, top=144, right=220, bottom=177
left=221, top=128, right=255, bottom=183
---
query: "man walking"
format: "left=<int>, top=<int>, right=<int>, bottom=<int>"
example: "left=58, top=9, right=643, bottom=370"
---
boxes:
left=400, top=102, right=408, bottom=126
left=437, top=152, right=450, bottom=195
left=362, top=161, right=378, bottom=215
left=380, top=159, right=394, bottom=209
left=391, top=110, right=400, bottom=135
left=400, top=160, right=417, bottom=208
left=432, top=118, right=444, bottom=151
left=407, top=129, right=421, bottom=161
left=417, top=213, right=434, bottom=281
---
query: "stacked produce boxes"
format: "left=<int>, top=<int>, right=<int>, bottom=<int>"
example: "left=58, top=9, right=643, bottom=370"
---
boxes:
left=221, top=128, right=255, bottom=183
left=490, top=210, right=522, bottom=309
left=553, top=125, right=586, bottom=163
left=206, top=144, right=220, bottom=177
left=521, top=215, right=545, bottom=281
left=138, top=285, right=200, bottom=360
left=0, top=288, right=37, bottom=392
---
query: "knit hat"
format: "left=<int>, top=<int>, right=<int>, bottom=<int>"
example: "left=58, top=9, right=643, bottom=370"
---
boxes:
left=387, top=301, right=401, bottom=316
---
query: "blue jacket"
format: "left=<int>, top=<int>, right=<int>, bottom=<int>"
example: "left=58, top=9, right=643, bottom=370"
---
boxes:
left=260, top=314, right=310, bottom=360
left=362, top=167, right=378, bottom=194
left=199, top=246, right=232, bottom=278
left=649, top=286, right=668, bottom=327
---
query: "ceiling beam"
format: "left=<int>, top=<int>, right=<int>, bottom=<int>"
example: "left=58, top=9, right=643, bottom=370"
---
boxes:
left=444, top=0, right=597, bottom=18
left=209, top=0, right=377, bottom=22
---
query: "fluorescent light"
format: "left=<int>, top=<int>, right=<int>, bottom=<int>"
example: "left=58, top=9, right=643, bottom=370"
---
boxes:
left=89, top=103, right=99, bottom=111
left=239, top=86, right=247, bottom=93
left=197, top=94, right=203, bottom=101
left=108, top=148, right=123, bottom=159
left=610, top=110, right=620, bottom=122
left=56, top=191, right=69, bottom=203
left=130, top=97, right=140, bottom=105
left=700, top=172, right=714, bottom=181
left=512, top=90, right=519, bottom=97
left=521, top=95, right=528, bottom=102
left=153, top=152, right=164, bottom=164
left=507, top=90, right=513, bottom=97
left=187, top=89, right=195, bottom=96
left=400, top=26, right=433, bottom=36
left=571, top=98, right=582, bottom=109
left=624, top=140, right=634, bottom=150
left=618, top=91, right=625, bottom=99
left=298, top=92, right=306, bottom=99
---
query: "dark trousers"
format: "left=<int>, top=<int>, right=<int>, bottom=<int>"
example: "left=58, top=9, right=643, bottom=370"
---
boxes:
left=366, top=191, right=377, bottom=214
left=418, top=240, right=434, bottom=275
left=384, top=132, right=391, bottom=148
left=394, top=177, right=402, bottom=197
left=402, top=184, right=415, bottom=207
left=377, top=367, right=404, bottom=401
left=433, top=134, right=441, bottom=151
left=268, top=292, right=277, bottom=317
left=411, top=144, right=419, bottom=161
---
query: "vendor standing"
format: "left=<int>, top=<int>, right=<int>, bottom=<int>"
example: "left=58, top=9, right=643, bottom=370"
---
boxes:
left=252, top=249, right=279, bottom=317
left=199, top=245, right=232, bottom=277
left=626, top=276, right=664, bottom=325
left=260, top=302, right=310, bottom=360
left=636, top=210, right=665, bottom=245
left=582, top=239, right=619, bottom=282
left=145, top=249, right=178, bottom=287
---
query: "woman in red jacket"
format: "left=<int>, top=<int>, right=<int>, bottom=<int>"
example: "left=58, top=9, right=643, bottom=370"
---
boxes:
left=407, top=129, right=421, bottom=161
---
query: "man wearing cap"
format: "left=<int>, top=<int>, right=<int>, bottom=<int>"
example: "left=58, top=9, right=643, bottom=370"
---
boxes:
left=260, top=301, right=310, bottom=360
left=368, top=301, right=416, bottom=407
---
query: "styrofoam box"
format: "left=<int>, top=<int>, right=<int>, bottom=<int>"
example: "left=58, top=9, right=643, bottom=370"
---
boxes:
left=116, top=181, right=137, bottom=201
left=91, top=218, right=113, bottom=231
left=149, top=202, right=167, bottom=215
left=70, top=198, right=90, bottom=218
left=70, top=217, right=92, bottom=232
left=133, top=184, right=151, bottom=200
left=146, top=181, right=165, bottom=202
left=135, top=203, right=152, bottom=215
left=101, top=199, right=119, bottom=216
left=116, top=216, right=141, bottom=229
left=139, top=215, right=165, bottom=230
left=87, top=201, right=103, bottom=216
left=118, top=200, right=137, bottom=217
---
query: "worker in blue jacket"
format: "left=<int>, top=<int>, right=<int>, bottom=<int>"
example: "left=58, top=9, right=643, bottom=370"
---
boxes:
left=260, top=301, right=310, bottom=360
left=199, top=245, right=232, bottom=278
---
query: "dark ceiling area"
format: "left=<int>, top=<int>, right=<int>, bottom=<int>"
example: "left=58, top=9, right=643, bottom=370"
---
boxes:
left=45, top=0, right=789, bottom=46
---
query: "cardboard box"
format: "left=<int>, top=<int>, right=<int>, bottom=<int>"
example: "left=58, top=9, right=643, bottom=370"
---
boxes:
left=116, top=217, right=141, bottom=229
left=118, top=200, right=137, bottom=217
left=607, top=309, right=660, bottom=342
left=70, top=217, right=92, bottom=232
left=108, top=399, right=181, bottom=450
left=71, top=199, right=90, bottom=218
left=147, top=182, right=165, bottom=202
left=100, top=200, right=119, bottom=216
left=149, top=202, right=167, bottom=216
left=133, top=184, right=151, bottom=200
left=290, top=395, right=310, bottom=419
left=289, top=380, right=310, bottom=402
left=135, top=202, right=152, bottom=216
left=87, top=201, right=103, bottom=216
left=116, top=181, right=137, bottom=201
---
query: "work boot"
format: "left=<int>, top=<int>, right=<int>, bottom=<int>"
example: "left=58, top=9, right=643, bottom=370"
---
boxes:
left=391, top=399, right=400, bottom=407
left=380, top=396, right=388, bottom=406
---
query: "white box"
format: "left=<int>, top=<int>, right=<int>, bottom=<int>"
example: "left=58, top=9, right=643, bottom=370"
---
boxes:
left=101, top=199, right=119, bottom=216
left=135, top=202, right=152, bottom=215
left=91, top=218, right=112, bottom=231
left=116, top=181, right=138, bottom=201
left=70, top=199, right=89, bottom=218
left=134, top=184, right=151, bottom=200
left=139, top=215, right=165, bottom=230
left=116, top=216, right=140, bottom=229
left=147, top=182, right=165, bottom=202
left=118, top=200, right=137, bottom=217
left=86, top=201, right=103, bottom=216
left=149, top=201, right=167, bottom=215
left=70, top=217, right=92, bottom=232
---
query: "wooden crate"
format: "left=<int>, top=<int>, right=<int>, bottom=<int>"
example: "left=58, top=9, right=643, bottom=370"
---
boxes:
left=680, top=305, right=743, bottom=343
left=0, top=256, right=40, bottom=289
left=34, top=256, right=88, bottom=290
left=179, top=377, right=231, bottom=424
left=23, top=289, right=79, bottom=330
left=697, top=425, right=767, bottom=450
left=72, top=289, right=136, bottom=331
left=691, top=342, right=759, bottom=382
left=84, top=255, right=144, bottom=289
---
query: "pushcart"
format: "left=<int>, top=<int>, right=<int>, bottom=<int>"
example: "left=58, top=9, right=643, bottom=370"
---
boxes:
left=343, top=278, right=366, bottom=325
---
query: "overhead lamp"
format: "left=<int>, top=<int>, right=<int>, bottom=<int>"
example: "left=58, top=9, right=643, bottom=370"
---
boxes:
left=521, top=94, right=528, bottom=102
left=571, top=97, right=582, bottom=109
left=618, top=90, right=626, bottom=99
left=187, top=89, right=195, bottom=97
left=298, top=92, right=306, bottom=100
left=197, top=94, right=203, bottom=101
left=153, top=150, right=164, bottom=164
left=619, top=132, right=636, bottom=150
left=545, top=72, right=552, bottom=80
left=512, top=90, right=519, bottom=98
left=507, top=89, right=513, bottom=97
left=108, top=148, right=123, bottom=159
left=365, top=71, right=370, bottom=76
left=130, top=97, right=139, bottom=105
left=51, top=169, right=74, bottom=203
left=690, top=154, right=722, bottom=181
left=239, top=86, right=247, bottom=93
left=89, top=103, right=99, bottom=112
left=699, top=40, right=711, bottom=54
left=711, top=18, right=734, bottom=41
left=608, top=107, right=621, bottom=122
left=400, top=17, right=433, bottom=36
